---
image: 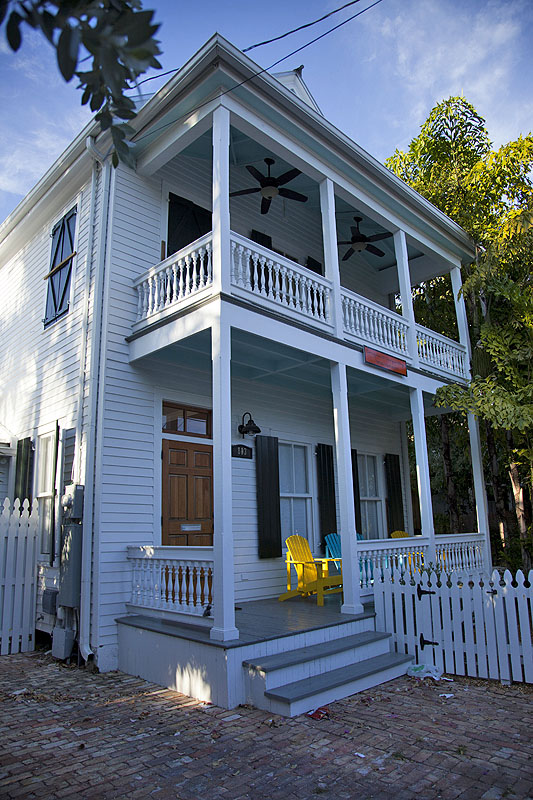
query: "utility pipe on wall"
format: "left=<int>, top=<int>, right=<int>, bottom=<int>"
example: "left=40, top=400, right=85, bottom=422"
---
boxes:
left=78, top=137, right=112, bottom=661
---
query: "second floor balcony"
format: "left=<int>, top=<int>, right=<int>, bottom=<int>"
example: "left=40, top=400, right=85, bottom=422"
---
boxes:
left=131, top=229, right=469, bottom=383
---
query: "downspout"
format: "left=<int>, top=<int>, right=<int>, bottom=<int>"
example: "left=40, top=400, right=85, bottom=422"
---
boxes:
left=79, top=136, right=112, bottom=661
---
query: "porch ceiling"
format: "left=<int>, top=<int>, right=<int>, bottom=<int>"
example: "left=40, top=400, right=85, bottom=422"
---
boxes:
left=169, top=128, right=439, bottom=293
left=139, top=329, right=436, bottom=422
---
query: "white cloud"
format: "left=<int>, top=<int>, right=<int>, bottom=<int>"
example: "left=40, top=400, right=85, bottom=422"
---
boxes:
left=370, top=0, right=531, bottom=145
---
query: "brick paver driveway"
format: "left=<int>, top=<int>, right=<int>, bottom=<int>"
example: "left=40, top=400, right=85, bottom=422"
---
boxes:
left=0, top=652, right=531, bottom=800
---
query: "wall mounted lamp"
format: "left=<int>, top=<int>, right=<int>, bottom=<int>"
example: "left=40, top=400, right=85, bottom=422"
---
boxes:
left=238, top=412, right=261, bottom=439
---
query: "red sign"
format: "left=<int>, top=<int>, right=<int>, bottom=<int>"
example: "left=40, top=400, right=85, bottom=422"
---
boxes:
left=364, top=347, right=407, bottom=376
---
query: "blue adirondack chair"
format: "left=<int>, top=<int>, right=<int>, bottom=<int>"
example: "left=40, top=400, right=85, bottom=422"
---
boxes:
left=324, top=532, right=374, bottom=584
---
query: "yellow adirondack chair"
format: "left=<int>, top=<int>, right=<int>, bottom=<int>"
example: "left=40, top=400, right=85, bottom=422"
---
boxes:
left=278, top=535, right=343, bottom=606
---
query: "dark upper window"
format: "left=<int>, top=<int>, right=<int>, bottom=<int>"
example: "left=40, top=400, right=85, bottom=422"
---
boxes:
left=44, top=207, right=77, bottom=326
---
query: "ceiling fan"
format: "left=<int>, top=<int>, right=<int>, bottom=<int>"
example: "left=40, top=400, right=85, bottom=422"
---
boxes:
left=338, top=216, right=393, bottom=261
left=229, top=157, right=308, bottom=215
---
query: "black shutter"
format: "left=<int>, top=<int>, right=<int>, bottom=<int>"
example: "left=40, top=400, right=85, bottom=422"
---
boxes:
left=384, top=453, right=405, bottom=534
left=316, top=443, right=336, bottom=552
left=256, top=435, right=282, bottom=559
left=167, top=193, right=211, bottom=256
left=14, top=438, right=34, bottom=503
left=61, top=429, right=76, bottom=492
left=351, top=449, right=362, bottom=535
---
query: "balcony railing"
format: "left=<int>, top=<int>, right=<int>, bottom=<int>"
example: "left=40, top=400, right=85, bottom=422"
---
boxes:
left=416, top=324, right=468, bottom=380
left=132, top=232, right=468, bottom=382
left=133, top=233, right=213, bottom=325
left=231, top=232, right=332, bottom=328
left=127, top=546, right=213, bottom=617
left=342, top=289, right=409, bottom=358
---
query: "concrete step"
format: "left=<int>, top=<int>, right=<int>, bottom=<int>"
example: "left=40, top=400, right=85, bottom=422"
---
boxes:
left=243, top=630, right=392, bottom=690
left=262, top=652, right=413, bottom=717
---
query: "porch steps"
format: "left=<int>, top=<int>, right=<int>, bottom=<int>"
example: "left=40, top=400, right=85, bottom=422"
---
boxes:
left=243, top=630, right=412, bottom=716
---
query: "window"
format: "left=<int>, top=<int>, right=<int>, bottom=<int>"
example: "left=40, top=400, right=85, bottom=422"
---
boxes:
left=357, top=453, right=384, bottom=539
left=162, top=402, right=211, bottom=438
left=36, top=432, right=56, bottom=554
left=279, top=443, right=313, bottom=540
left=44, top=207, right=77, bottom=326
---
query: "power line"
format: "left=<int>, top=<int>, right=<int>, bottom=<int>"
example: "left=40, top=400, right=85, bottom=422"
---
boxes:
left=243, top=0, right=364, bottom=53
left=133, top=0, right=384, bottom=145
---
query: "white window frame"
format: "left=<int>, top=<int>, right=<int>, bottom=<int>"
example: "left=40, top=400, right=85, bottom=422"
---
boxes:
left=357, top=452, right=387, bottom=540
left=278, top=441, right=315, bottom=547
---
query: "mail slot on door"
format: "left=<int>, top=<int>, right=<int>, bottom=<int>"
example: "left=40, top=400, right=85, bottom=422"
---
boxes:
left=181, top=524, right=202, bottom=531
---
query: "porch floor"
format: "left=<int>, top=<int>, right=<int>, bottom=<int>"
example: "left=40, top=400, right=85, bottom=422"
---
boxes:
left=118, top=595, right=375, bottom=649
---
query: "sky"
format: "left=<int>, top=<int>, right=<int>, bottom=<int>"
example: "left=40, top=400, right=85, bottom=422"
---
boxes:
left=0, top=0, right=532, bottom=225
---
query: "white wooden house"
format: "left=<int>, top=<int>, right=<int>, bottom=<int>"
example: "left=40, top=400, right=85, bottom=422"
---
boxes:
left=0, top=35, right=491, bottom=714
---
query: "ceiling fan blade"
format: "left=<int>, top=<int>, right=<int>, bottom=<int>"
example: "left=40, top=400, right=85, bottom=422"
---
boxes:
left=278, top=188, right=308, bottom=203
left=229, top=187, right=261, bottom=197
left=261, top=196, right=272, bottom=215
left=246, top=165, right=265, bottom=183
left=275, top=167, right=301, bottom=186
left=337, top=240, right=352, bottom=245
left=365, top=243, right=385, bottom=257
left=366, top=232, right=393, bottom=243
left=342, top=247, right=355, bottom=262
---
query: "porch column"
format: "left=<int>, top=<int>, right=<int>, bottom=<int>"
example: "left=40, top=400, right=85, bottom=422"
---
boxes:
left=330, top=362, right=364, bottom=615
left=450, top=266, right=492, bottom=569
left=319, top=178, right=343, bottom=337
left=394, top=229, right=419, bottom=366
left=212, top=105, right=231, bottom=295
left=210, top=314, right=239, bottom=641
left=409, top=387, right=436, bottom=561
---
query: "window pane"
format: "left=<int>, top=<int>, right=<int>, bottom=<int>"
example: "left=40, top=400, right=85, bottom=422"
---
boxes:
left=38, top=435, right=53, bottom=493
left=292, top=498, right=308, bottom=537
left=40, top=497, right=52, bottom=553
left=293, top=445, right=308, bottom=493
left=279, top=444, right=293, bottom=493
left=280, top=498, right=292, bottom=539
left=362, top=500, right=380, bottom=539
left=163, top=404, right=185, bottom=432
left=367, top=455, right=378, bottom=497
left=357, top=454, right=368, bottom=496
left=186, top=410, right=208, bottom=435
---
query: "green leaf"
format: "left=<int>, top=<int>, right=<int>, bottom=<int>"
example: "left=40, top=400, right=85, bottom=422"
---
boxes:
left=6, top=11, right=23, bottom=52
left=57, top=26, right=81, bottom=82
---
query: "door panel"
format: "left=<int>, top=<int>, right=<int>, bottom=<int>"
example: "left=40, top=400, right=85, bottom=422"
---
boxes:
left=162, top=439, right=213, bottom=546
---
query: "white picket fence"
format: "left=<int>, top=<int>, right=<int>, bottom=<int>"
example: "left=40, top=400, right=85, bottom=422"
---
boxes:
left=375, top=567, right=533, bottom=684
left=0, top=498, right=40, bottom=655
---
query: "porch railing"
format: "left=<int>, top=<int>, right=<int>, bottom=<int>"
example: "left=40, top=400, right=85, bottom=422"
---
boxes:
left=356, top=532, right=486, bottom=589
left=342, top=289, right=409, bottom=358
left=127, top=546, right=213, bottom=617
left=133, top=233, right=213, bottom=324
left=435, top=533, right=485, bottom=572
left=230, top=232, right=332, bottom=328
left=416, top=324, right=468, bottom=379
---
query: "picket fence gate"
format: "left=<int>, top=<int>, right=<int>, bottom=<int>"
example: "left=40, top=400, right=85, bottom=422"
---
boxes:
left=0, top=498, right=40, bottom=655
left=374, top=567, right=533, bottom=684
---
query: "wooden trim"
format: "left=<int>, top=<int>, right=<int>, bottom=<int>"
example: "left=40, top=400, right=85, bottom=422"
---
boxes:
left=43, top=252, right=76, bottom=281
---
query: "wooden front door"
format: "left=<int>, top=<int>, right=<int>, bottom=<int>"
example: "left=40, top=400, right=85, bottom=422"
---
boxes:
left=162, top=439, right=213, bottom=546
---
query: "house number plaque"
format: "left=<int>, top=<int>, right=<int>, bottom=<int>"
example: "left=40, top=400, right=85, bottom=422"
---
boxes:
left=232, top=444, right=253, bottom=459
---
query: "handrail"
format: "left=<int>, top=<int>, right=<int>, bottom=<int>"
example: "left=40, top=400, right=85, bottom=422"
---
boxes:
left=230, top=232, right=332, bottom=327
